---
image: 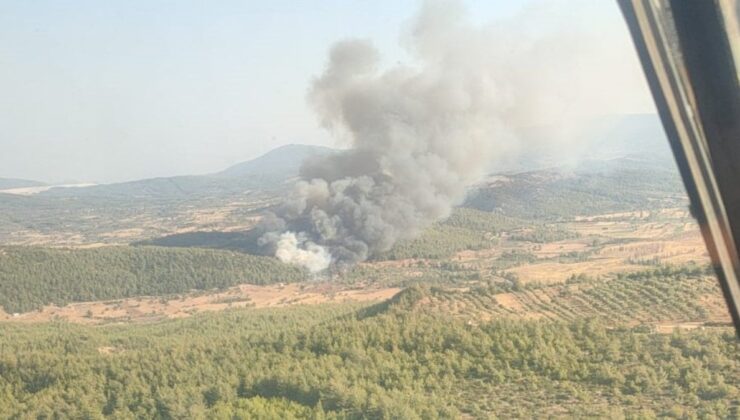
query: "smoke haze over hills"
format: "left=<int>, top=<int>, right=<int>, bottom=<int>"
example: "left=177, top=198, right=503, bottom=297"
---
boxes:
left=258, top=0, right=656, bottom=271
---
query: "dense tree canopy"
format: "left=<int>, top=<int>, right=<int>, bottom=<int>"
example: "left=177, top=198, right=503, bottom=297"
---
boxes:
left=0, top=246, right=306, bottom=313
left=0, top=300, right=736, bottom=419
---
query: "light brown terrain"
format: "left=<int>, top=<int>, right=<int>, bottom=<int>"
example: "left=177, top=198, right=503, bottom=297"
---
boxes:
left=0, top=283, right=401, bottom=325
left=504, top=211, right=710, bottom=285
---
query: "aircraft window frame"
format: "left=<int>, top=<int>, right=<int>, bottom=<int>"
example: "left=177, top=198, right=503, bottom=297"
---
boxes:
left=619, top=0, right=740, bottom=334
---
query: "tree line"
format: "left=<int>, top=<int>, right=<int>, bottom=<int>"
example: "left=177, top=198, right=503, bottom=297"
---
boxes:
left=0, top=246, right=306, bottom=313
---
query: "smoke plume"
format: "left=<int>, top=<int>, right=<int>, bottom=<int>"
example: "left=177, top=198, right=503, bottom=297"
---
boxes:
left=273, top=232, right=332, bottom=273
left=261, top=0, right=651, bottom=271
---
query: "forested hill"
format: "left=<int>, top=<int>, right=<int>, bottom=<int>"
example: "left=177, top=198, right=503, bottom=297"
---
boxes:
left=0, top=246, right=306, bottom=313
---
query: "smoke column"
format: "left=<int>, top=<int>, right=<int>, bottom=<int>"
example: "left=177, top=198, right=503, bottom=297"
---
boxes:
left=260, top=0, right=651, bottom=272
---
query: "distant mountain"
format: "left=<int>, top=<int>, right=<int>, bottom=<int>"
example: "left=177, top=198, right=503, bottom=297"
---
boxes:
left=14, top=114, right=672, bottom=203
left=0, top=178, right=46, bottom=191
left=578, top=113, right=671, bottom=161
left=465, top=155, right=686, bottom=219
left=218, top=144, right=336, bottom=178
left=465, top=113, right=686, bottom=219
left=39, top=174, right=253, bottom=199
left=495, top=113, right=672, bottom=172
left=40, top=144, right=338, bottom=200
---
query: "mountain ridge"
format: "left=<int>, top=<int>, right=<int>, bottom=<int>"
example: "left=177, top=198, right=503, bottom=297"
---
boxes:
left=5, top=113, right=673, bottom=200
left=36, top=144, right=337, bottom=199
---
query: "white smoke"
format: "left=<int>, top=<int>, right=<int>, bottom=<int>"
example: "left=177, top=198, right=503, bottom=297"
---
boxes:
left=261, top=0, right=652, bottom=271
left=274, top=232, right=332, bottom=273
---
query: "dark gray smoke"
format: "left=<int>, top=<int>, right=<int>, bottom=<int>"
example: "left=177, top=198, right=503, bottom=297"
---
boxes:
left=259, top=3, right=502, bottom=271
left=260, top=0, right=650, bottom=271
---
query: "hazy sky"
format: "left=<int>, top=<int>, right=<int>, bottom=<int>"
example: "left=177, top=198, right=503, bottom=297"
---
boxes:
left=0, top=0, right=652, bottom=184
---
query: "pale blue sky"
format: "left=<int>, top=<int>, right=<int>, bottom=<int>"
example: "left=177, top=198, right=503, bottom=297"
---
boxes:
left=0, top=0, right=642, bottom=183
